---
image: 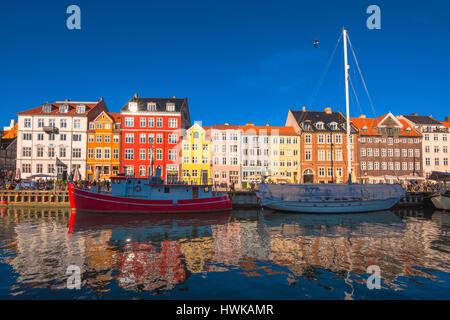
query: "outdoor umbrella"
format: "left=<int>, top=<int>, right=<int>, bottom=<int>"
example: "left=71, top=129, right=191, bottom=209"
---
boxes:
left=15, top=168, right=21, bottom=180
left=73, top=167, right=82, bottom=182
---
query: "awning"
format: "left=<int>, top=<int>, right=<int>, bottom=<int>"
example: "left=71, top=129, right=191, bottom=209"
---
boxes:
left=428, top=171, right=450, bottom=181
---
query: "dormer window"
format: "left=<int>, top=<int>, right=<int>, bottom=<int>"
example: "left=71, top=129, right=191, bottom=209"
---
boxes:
left=316, top=122, right=324, bottom=130
left=166, top=103, right=175, bottom=112
left=59, top=104, right=69, bottom=113
left=147, top=103, right=156, bottom=111
left=303, top=122, right=312, bottom=131
left=76, top=104, right=86, bottom=114
left=128, top=102, right=138, bottom=112
left=329, top=122, right=338, bottom=130
left=362, top=126, right=368, bottom=133
left=42, top=103, right=52, bottom=113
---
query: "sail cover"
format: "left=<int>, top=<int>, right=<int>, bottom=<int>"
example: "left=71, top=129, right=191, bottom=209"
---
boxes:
left=258, top=183, right=406, bottom=201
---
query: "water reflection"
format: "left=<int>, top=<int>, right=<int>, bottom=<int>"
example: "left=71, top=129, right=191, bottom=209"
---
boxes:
left=0, top=207, right=448, bottom=299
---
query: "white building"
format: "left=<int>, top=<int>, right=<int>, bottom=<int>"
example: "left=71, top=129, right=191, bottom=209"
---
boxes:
left=400, top=114, right=450, bottom=177
left=16, top=99, right=107, bottom=179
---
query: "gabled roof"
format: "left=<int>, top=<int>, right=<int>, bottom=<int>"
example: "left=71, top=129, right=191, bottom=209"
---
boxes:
left=402, top=115, right=443, bottom=125
left=290, top=109, right=358, bottom=133
left=2, top=123, right=18, bottom=139
left=351, top=114, right=421, bottom=137
left=17, top=99, right=105, bottom=116
left=92, top=111, right=121, bottom=123
left=121, top=95, right=188, bottom=113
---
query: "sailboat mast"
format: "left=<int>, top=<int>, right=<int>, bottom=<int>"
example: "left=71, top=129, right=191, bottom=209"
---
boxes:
left=343, top=28, right=352, bottom=183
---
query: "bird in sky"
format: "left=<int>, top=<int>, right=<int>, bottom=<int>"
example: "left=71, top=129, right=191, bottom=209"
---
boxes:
left=314, top=39, right=319, bottom=47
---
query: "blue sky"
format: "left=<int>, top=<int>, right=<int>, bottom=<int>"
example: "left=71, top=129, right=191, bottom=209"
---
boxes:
left=0, top=0, right=449, bottom=129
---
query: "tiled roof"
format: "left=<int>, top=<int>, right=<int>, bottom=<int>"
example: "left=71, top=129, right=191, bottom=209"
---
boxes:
left=402, top=115, right=443, bottom=125
left=2, top=123, right=18, bottom=139
left=207, top=124, right=297, bottom=135
left=440, top=121, right=450, bottom=128
left=17, top=100, right=104, bottom=116
left=107, top=112, right=121, bottom=123
left=121, top=95, right=187, bottom=113
left=351, top=114, right=421, bottom=137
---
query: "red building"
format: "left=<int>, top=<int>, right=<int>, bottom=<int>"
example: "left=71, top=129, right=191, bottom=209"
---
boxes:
left=120, top=94, right=191, bottom=183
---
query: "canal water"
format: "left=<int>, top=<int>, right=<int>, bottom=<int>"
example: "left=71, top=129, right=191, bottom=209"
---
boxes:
left=0, top=207, right=449, bottom=300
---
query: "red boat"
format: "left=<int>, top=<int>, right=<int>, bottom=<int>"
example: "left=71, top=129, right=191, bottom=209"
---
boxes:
left=68, top=175, right=232, bottom=214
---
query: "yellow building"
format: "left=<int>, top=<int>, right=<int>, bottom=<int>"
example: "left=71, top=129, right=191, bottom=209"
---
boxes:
left=268, top=127, right=300, bottom=183
left=181, top=123, right=211, bottom=184
left=86, top=112, right=121, bottom=181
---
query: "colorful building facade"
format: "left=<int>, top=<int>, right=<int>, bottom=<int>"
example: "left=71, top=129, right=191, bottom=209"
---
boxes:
left=181, top=123, right=211, bottom=184
left=286, top=107, right=359, bottom=184
left=208, top=124, right=241, bottom=187
left=351, top=113, right=423, bottom=183
left=86, top=111, right=121, bottom=180
left=268, top=126, right=300, bottom=183
left=120, top=94, right=191, bottom=183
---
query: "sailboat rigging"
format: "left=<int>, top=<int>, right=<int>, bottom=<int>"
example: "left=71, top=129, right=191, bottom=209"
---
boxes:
left=257, top=28, right=406, bottom=214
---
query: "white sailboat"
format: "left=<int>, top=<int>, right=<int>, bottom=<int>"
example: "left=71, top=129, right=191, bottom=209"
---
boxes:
left=257, top=28, right=406, bottom=214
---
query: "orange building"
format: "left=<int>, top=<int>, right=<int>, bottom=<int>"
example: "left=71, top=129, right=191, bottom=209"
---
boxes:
left=86, top=111, right=121, bottom=181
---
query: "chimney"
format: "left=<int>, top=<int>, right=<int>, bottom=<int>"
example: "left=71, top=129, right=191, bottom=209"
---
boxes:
left=245, top=122, right=255, bottom=126
left=133, top=93, right=138, bottom=99
left=100, top=97, right=103, bottom=101
left=324, top=107, right=332, bottom=114
left=224, top=123, right=229, bottom=125
left=172, top=95, right=176, bottom=98
left=359, top=115, right=366, bottom=118
left=266, top=122, right=269, bottom=126
left=302, top=106, right=306, bottom=112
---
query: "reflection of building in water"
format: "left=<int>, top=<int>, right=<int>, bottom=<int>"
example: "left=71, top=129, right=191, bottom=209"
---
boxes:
left=209, top=221, right=242, bottom=271
left=116, top=241, right=186, bottom=292
left=238, top=220, right=271, bottom=261
left=179, top=237, right=213, bottom=274
left=266, top=217, right=449, bottom=289
left=6, top=208, right=85, bottom=289
left=83, top=230, right=114, bottom=292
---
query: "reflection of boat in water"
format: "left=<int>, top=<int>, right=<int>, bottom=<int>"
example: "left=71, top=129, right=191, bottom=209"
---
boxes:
left=68, top=211, right=232, bottom=240
left=261, top=209, right=404, bottom=237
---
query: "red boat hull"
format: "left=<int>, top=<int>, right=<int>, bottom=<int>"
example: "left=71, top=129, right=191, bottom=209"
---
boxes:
left=68, top=183, right=233, bottom=214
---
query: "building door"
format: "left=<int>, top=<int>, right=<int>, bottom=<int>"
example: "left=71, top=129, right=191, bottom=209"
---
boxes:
left=202, top=170, right=208, bottom=185
left=303, top=169, right=314, bottom=184
left=167, top=172, right=178, bottom=184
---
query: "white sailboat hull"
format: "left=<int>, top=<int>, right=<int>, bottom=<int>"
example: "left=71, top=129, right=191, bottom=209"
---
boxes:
left=431, top=194, right=450, bottom=211
left=261, top=197, right=401, bottom=214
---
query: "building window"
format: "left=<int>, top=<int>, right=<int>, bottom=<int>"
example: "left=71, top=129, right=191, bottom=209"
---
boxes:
left=22, top=163, right=31, bottom=173
left=156, top=149, right=163, bottom=160
left=140, top=149, right=146, bottom=160
left=22, top=147, right=32, bottom=157
left=318, top=167, right=325, bottom=177
left=24, top=119, right=31, bottom=128
left=104, top=148, right=110, bottom=159
left=156, top=134, right=163, bottom=144
left=140, top=134, right=146, bottom=144
left=140, top=117, right=146, bottom=127
left=113, top=149, right=119, bottom=159
left=36, top=164, right=43, bottom=174
left=169, top=134, right=177, bottom=144
left=48, top=147, right=55, bottom=158
left=59, top=147, right=66, bottom=158
left=169, top=118, right=178, bottom=128
left=156, top=118, right=163, bottom=127
left=335, top=150, right=343, bottom=161
left=148, top=118, right=154, bottom=127
left=125, top=117, right=134, bottom=127
left=104, top=135, right=110, bottom=143
left=139, top=165, right=146, bottom=177
left=74, top=119, right=81, bottom=129
left=72, top=148, right=82, bottom=158
left=88, top=149, right=94, bottom=159
left=95, top=148, right=102, bottom=159
left=169, top=149, right=177, bottom=161
left=37, top=119, right=44, bottom=128
left=305, top=150, right=311, bottom=161
left=125, top=133, right=134, bottom=143
left=166, top=103, right=175, bottom=112
left=125, top=149, right=134, bottom=160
